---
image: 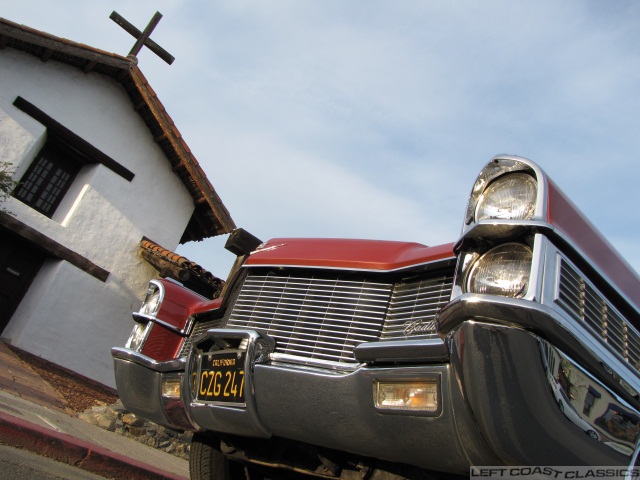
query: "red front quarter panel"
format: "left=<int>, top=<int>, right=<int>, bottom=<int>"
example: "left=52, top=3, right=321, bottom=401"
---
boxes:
left=547, top=179, right=640, bottom=312
left=157, top=279, right=216, bottom=327
left=140, top=279, right=223, bottom=361
left=141, top=326, right=184, bottom=361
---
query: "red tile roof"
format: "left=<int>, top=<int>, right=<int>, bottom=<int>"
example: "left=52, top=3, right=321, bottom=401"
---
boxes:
left=140, top=238, right=224, bottom=298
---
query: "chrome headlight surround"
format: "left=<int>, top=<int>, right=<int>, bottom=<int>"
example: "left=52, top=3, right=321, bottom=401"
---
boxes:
left=465, top=243, right=533, bottom=298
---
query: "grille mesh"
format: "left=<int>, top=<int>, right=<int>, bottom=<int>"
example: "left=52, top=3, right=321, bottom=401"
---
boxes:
left=557, top=259, right=640, bottom=371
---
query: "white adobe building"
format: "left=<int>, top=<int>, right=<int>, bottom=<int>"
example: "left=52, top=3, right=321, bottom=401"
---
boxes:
left=0, top=17, right=235, bottom=387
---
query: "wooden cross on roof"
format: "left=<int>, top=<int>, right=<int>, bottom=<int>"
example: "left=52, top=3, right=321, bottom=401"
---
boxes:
left=110, top=11, right=175, bottom=65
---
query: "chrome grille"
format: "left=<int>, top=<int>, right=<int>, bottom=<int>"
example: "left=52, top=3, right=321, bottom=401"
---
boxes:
left=628, top=326, right=640, bottom=370
left=557, top=259, right=640, bottom=371
left=226, top=274, right=393, bottom=363
left=220, top=267, right=454, bottom=364
left=382, top=272, right=454, bottom=339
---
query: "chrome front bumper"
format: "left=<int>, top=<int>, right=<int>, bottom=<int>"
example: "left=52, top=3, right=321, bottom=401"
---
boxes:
left=113, top=297, right=640, bottom=473
left=439, top=294, right=640, bottom=467
left=111, top=348, right=198, bottom=431
left=183, top=328, right=471, bottom=474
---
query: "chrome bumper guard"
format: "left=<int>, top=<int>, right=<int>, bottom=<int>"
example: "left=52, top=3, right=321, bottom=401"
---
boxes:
left=186, top=329, right=275, bottom=438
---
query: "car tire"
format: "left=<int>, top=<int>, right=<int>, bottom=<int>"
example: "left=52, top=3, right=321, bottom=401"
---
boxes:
left=190, top=432, right=261, bottom=480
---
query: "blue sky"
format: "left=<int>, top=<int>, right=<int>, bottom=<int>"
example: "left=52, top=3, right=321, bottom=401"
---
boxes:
left=5, top=1, right=640, bottom=278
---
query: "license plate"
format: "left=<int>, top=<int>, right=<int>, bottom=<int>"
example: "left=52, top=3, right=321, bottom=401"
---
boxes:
left=196, top=350, right=246, bottom=404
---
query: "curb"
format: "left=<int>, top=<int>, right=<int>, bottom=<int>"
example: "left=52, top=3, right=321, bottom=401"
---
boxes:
left=0, top=411, right=188, bottom=480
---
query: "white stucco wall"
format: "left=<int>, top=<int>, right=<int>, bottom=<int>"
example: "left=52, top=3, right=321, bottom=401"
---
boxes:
left=0, top=49, right=197, bottom=386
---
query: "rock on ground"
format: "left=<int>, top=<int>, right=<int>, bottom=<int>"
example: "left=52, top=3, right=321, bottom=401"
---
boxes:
left=79, top=401, right=192, bottom=460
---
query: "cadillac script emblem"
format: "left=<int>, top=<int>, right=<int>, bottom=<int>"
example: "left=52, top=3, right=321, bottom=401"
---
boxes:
left=403, top=319, right=437, bottom=336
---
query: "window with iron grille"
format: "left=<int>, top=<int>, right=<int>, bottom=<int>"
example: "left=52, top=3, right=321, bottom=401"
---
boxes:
left=13, top=139, right=83, bottom=217
left=10, top=96, right=134, bottom=219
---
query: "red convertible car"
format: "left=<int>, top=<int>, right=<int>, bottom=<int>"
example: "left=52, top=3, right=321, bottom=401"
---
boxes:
left=113, top=155, right=640, bottom=479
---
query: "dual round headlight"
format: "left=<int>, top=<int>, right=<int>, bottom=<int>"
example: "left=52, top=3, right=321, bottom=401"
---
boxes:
left=127, top=281, right=164, bottom=352
left=466, top=243, right=533, bottom=298
left=140, top=282, right=163, bottom=317
left=475, top=173, right=537, bottom=222
left=126, top=322, right=151, bottom=351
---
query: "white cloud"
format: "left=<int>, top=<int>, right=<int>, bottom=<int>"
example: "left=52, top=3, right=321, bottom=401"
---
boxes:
left=5, top=0, right=640, bottom=276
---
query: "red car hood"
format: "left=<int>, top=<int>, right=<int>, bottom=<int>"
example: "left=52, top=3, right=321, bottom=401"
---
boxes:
left=244, top=238, right=455, bottom=271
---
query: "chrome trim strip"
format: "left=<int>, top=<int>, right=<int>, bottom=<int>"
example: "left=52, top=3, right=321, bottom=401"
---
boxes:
left=268, top=352, right=359, bottom=372
left=354, top=338, right=449, bottom=364
left=240, top=257, right=456, bottom=273
left=111, top=346, right=186, bottom=372
left=456, top=220, right=551, bottom=249
left=132, top=313, right=195, bottom=337
left=132, top=312, right=155, bottom=323
left=630, top=443, right=640, bottom=469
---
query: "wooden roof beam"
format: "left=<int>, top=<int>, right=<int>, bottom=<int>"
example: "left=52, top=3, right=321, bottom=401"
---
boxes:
left=83, top=60, right=97, bottom=74
left=40, top=47, right=53, bottom=62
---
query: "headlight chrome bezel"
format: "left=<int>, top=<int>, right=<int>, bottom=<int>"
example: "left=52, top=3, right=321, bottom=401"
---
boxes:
left=465, top=243, right=533, bottom=298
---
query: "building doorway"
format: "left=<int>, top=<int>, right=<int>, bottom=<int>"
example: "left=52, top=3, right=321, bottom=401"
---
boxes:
left=0, top=230, right=46, bottom=334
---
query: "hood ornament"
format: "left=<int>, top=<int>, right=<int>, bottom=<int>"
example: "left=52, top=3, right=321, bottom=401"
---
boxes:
left=251, top=242, right=287, bottom=255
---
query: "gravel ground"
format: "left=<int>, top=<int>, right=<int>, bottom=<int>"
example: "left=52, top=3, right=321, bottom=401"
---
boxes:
left=7, top=345, right=118, bottom=414
left=8, top=345, right=193, bottom=459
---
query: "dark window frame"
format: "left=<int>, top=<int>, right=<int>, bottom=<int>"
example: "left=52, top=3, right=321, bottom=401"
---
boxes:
left=13, top=96, right=134, bottom=181
left=0, top=211, right=109, bottom=282
left=11, top=96, right=135, bottom=218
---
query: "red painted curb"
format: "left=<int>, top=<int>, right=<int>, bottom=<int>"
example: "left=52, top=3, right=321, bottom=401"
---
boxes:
left=0, top=411, right=187, bottom=480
